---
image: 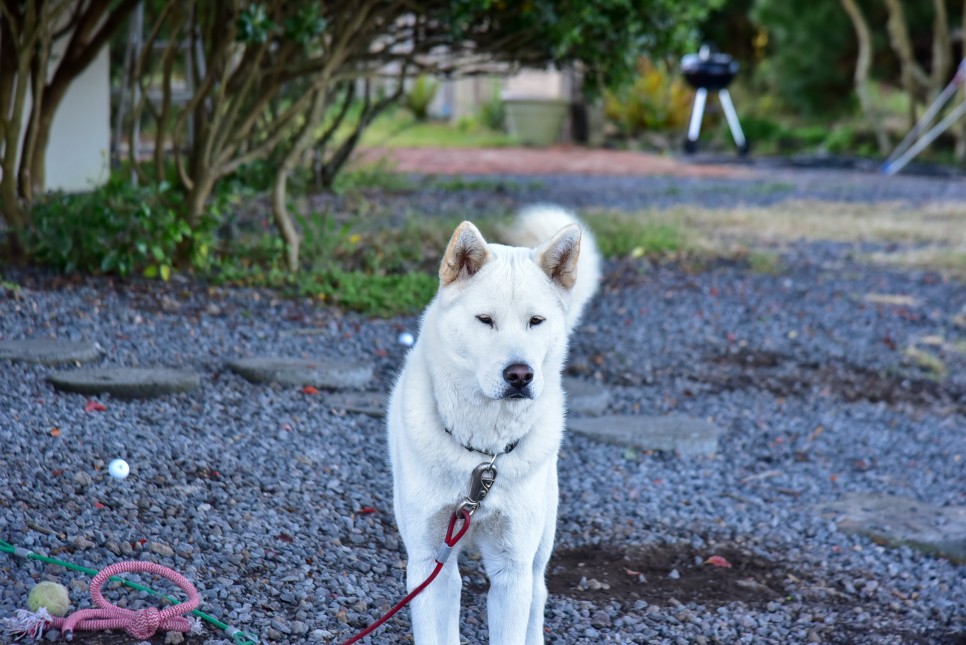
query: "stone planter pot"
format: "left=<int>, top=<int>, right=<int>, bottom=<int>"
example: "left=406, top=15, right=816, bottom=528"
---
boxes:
left=502, top=98, right=569, bottom=146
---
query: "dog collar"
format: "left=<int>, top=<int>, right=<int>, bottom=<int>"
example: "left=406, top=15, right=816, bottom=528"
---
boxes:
left=444, top=428, right=518, bottom=458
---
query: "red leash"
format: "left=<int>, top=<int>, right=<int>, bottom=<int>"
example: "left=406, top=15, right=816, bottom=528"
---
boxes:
left=341, top=509, right=471, bottom=644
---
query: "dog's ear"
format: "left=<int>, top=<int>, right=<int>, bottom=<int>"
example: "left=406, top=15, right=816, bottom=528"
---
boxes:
left=440, top=221, right=490, bottom=285
left=535, top=224, right=581, bottom=289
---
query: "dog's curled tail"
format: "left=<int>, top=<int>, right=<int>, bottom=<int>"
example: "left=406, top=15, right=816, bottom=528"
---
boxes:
left=505, top=204, right=601, bottom=330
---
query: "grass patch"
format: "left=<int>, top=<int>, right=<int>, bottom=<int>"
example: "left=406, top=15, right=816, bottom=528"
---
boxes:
left=428, top=176, right=546, bottom=192
left=746, top=250, right=783, bottom=274
left=360, top=110, right=516, bottom=148
left=585, top=212, right=690, bottom=259
left=599, top=201, right=966, bottom=279
left=903, top=346, right=947, bottom=380
left=1, top=274, right=21, bottom=294
left=334, top=159, right=417, bottom=194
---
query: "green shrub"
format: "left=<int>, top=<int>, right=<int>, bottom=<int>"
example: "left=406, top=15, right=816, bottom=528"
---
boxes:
left=302, top=269, right=438, bottom=317
left=27, top=174, right=212, bottom=278
left=479, top=86, right=506, bottom=131
left=404, top=75, right=438, bottom=121
left=738, top=116, right=784, bottom=141
left=211, top=212, right=469, bottom=316
left=604, top=58, right=694, bottom=136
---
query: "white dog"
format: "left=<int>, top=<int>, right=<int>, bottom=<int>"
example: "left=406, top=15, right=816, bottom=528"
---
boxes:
left=387, top=205, right=600, bottom=644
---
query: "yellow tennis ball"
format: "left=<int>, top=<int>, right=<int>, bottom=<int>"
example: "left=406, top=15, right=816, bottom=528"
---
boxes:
left=27, top=581, right=70, bottom=617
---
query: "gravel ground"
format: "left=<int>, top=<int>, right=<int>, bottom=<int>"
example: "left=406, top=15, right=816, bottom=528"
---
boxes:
left=1, top=166, right=964, bottom=645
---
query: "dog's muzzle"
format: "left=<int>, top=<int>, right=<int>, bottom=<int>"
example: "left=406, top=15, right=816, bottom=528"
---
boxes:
left=501, top=362, right=534, bottom=400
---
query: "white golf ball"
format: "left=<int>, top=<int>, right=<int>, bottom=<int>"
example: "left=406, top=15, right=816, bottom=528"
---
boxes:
left=108, top=458, right=129, bottom=480
left=398, top=331, right=415, bottom=347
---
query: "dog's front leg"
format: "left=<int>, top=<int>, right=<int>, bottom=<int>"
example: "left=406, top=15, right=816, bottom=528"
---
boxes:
left=482, top=554, right=535, bottom=645
left=407, top=554, right=462, bottom=645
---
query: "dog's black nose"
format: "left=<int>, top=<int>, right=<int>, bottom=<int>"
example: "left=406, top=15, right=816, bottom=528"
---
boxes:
left=503, top=363, right=534, bottom=388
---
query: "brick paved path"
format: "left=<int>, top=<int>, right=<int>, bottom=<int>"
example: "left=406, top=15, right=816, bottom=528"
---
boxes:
left=358, top=145, right=751, bottom=178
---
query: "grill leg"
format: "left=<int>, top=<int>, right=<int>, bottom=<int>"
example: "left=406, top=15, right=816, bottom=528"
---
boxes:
left=685, top=88, right=708, bottom=153
left=718, top=89, right=748, bottom=155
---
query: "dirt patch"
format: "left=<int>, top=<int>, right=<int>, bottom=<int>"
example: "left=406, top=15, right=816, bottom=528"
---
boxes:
left=703, top=349, right=964, bottom=414
left=547, top=541, right=791, bottom=607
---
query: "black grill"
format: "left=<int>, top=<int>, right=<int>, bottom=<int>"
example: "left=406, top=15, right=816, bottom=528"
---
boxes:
left=681, top=45, right=748, bottom=155
left=681, top=51, right=739, bottom=92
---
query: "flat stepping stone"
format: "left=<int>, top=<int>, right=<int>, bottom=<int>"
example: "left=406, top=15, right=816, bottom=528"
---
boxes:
left=814, top=493, right=966, bottom=563
left=227, top=356, right=373, bottom=390
left=48, top=367, right=200, bottom=399
left=568, top=414, right=721, bottom=456
left=0, top=339, right=100, bottom=365
left=563, top=377, right=610, bottom=416
left=323, top=391, right=387, bottom=417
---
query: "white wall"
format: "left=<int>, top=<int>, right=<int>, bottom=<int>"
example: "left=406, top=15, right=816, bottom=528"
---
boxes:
left=0, top=19, right=110, bottom=194
left=43, top=46, right=111, bottom=192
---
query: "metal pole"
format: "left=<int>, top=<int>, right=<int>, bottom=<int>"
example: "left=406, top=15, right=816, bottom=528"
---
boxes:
left=885, top=67, right=963, bottom=167
left=883, top=99, right=966, bottom=175
left=686, top=88, right=708, bottom=151
left=718, top=88, right=747, bottom=151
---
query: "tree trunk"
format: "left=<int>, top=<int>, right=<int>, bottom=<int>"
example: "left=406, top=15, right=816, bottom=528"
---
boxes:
left=185, top=170, right=216, bottom=226
left=270, top=171, right=302, bottom=273
left=838, top=0, right=889, bottom=155
left=956, top=2, right=966, bottom=161
left=22, top=79, right=68, bottom=199
left=271, top=88, right=329, bottom=272
left=884, top=0, right=929, bottom=132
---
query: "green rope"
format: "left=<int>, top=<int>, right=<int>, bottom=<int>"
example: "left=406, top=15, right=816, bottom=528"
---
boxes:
left=1, top=538, right=258, bottom=645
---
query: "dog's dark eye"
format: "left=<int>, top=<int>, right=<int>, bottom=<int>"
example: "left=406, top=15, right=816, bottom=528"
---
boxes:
left=529, top=316, right=545, bottom=327
left=476, top=315, right=495, bottom=327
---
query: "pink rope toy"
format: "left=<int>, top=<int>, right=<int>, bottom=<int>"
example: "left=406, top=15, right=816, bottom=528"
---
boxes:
left=52, top=560, right=199, bottom=641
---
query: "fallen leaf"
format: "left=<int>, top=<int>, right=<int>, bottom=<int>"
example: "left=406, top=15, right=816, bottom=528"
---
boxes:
left=85, top=399, right=107, bottom=412
left=94, top=502, right=105, bottom=509
left=359, top=506, right=378, bottom=514
left=49, top=427, right=61, bottom=437
left=302, top=385, right=319, bottom=395
left=51, top=470, right=63, bottom=477
left=624, top=568, right=643, bottom=576
left=705, top=555, right=733, bottom=568
left=277, top=533, right=295, bottom=543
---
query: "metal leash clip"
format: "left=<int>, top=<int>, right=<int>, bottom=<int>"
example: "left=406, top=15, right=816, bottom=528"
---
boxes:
left=457, top=462, right=498, bottom=517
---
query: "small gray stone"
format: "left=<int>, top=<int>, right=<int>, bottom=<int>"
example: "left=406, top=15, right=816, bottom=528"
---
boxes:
left=0, top=339, right=100, bottom=365
left=568, top=414, right=721, bottom=456
left=149, top=542, right=175, bottom=558
left=72, top=536, right=95, bottom=550
left=164, top=631, right=185, bottom=644
left=48, top=367, right=200, bottom=399
left=814, top=493, right=966, bottom=563
left=72, top=471, right=93, bottom=487
left=591, top=611, right=612, bottom=627
left=227, top=356, right=373, bottom=390
left=563, top=376, right=610, bottom=416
